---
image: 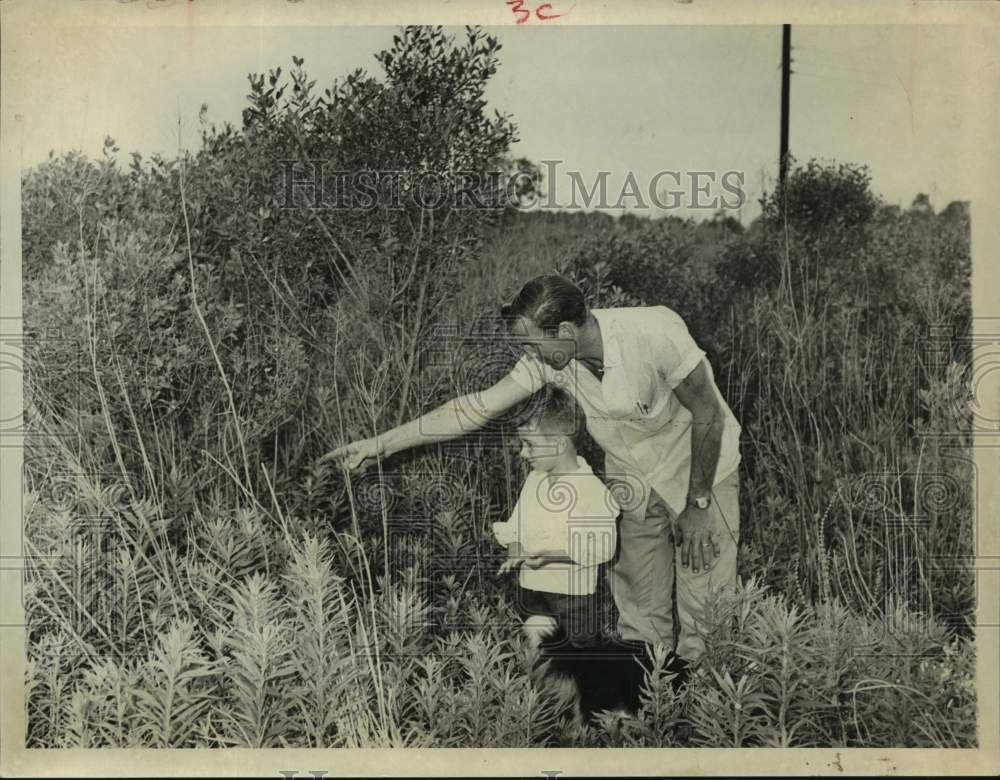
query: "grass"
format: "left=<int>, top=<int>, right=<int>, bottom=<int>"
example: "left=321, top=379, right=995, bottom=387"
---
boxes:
left=20, top=148, right=976, bottom=747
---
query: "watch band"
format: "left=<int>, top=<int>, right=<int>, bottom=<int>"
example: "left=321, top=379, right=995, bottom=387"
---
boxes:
left=688, top=494, right=711, bottom=510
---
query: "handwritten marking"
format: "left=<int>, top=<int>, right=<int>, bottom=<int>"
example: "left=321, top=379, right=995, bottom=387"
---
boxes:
left=506, top=0, right=573, bottom=25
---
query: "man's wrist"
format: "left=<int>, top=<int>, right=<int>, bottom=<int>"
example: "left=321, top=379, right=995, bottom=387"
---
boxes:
left=686, top=492, right=712, bottom=510
left=373, top=433, right=391, bottom=457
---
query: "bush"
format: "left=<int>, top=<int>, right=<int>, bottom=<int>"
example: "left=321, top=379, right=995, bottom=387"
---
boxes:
left=22, top=26, right=975, bottom=749
left=562, top=160, right=974, bottom=631
left=23, top=25, right=518, bottom=522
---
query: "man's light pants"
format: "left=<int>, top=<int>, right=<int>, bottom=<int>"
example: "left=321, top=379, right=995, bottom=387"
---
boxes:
left=608, top=470, right=740, bottom=661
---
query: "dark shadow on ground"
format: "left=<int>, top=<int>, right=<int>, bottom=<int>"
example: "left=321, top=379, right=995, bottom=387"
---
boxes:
left=538, top=633, right=689, bottom=720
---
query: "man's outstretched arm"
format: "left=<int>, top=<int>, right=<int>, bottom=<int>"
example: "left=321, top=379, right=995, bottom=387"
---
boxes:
left=321, top=374, right=532, bottom=470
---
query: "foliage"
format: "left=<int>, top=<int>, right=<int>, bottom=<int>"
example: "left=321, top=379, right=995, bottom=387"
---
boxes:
left=22, top=27, right=975, bottom=749
left=23, top=25, right=516, bottom=514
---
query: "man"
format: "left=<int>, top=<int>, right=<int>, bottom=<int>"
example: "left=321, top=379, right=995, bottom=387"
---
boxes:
left=324, top=274, right=741, bottom=665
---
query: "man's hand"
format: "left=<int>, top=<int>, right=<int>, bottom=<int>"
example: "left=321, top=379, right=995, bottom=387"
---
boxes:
left=318, top=437, right=383, bottom=472
left=675, top=505, right=720, bottom=573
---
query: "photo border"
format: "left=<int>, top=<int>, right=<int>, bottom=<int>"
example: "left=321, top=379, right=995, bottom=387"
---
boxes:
left=1, top=0, right=998, bottom=776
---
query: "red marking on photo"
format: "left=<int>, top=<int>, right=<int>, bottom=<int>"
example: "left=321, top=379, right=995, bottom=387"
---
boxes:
left=506, top=0, right=574, bottom=25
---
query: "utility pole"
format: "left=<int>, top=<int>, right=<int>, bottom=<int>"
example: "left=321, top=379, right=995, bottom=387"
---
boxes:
left=779, top=24, right=792, bottom=188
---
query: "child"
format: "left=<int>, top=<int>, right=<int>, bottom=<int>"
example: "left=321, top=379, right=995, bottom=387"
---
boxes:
left=493, top=387, right=620, bottom=650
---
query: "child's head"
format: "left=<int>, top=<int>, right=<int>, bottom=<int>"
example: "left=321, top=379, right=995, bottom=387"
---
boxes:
left=515, top=386, right=581, bottom=472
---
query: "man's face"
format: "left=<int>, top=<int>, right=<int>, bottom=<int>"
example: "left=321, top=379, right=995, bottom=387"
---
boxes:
left=509, top=316, right=575, bottom=370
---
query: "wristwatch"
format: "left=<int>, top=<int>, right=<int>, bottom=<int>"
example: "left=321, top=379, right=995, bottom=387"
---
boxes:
left=687, top=494, right=711, bottom=510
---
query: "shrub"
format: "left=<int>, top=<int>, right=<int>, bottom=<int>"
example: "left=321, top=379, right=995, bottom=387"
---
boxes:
left=22, top=28, right=975, bottom=750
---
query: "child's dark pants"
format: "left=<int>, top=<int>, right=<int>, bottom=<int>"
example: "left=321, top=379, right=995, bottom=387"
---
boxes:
left=517, top=586, right=601, bottom=648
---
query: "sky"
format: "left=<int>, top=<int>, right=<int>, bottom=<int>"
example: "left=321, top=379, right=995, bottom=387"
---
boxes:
left=4, top=21, right=981, bottom=222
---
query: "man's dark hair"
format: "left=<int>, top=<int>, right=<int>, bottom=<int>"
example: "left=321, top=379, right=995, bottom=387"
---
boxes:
left=500, top=274, right=587, bottom=332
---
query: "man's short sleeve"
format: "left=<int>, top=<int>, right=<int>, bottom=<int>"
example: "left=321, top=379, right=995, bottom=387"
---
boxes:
left=508, top=353, right=554, bottom=394
left=658, top=307, right=706, bottom=389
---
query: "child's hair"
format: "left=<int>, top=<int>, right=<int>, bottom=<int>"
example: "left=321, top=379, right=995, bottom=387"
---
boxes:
left=518, top=385, right=583, bottom=442
left=500, top=274, right=588, bottom=332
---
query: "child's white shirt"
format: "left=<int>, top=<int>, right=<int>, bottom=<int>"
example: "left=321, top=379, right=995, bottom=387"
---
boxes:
left=492, top=455, right=620, bottom=596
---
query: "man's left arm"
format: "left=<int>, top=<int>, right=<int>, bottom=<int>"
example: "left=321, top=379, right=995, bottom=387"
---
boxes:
left=673, top=360, right=725, bottom=572
left=674, top=360, right=724, bottom=498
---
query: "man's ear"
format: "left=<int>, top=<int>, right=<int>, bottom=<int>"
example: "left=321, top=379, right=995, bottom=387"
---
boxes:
left=557, top=321, right=575, bottom=340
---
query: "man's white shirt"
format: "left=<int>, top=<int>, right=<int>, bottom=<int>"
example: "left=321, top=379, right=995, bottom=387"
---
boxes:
left=508, top=306, right=742, bottom=516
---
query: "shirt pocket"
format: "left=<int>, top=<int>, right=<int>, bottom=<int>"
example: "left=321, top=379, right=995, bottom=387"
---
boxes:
left=603, top=361, right=658, bottom=419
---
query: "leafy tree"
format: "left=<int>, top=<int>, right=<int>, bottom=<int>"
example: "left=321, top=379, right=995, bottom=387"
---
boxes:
left=720, top=159, right=881, bottom=300
left=23, top=26, right=518, bottom=509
